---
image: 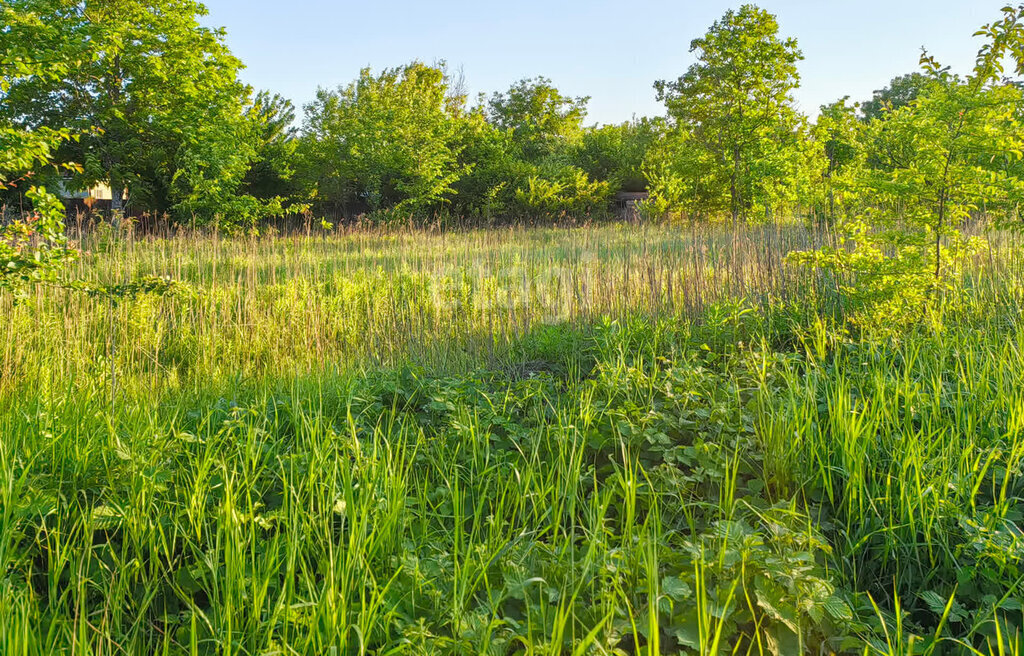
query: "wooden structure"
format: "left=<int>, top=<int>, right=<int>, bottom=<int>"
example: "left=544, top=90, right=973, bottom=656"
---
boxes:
left=58, top=176, right=117, bottom=214
left=614, top=191, right=649, bottom=221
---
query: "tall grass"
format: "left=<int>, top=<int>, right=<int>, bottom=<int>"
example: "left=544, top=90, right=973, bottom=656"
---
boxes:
left=1, top=220, right=1023, bottom=654
left=2, top=222, right=826, bottom=394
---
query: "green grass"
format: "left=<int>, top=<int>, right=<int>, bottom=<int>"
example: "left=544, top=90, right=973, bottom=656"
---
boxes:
left=2, top=221, right=1023, bottom=654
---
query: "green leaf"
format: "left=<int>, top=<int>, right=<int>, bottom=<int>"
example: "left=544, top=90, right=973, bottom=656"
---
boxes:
left=755, top=577, right=799, bottom=634
left=662, top=575, right=693, bottom=602
left=823, top=595, right=853, bottom=622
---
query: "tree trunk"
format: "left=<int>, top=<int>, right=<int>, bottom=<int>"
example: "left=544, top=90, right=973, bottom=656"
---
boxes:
left=111, top=184, right=124, bottom=212
left=935, top=189, right=945, bottom=281
left=730, top=145, right=741, bottom=229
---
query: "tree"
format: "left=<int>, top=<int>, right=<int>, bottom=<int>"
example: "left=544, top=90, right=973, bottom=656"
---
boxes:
left=653, top=4, right=804, bottom=225
left=448, top=109, right=524, bottom=220
left=473, top=78, right=623, bottom=222
left=241, top=92, right=300, bottom=202
left=642, top=128, right=729, bottom=221
left=298, top=62, right=469, bottom=219
left=1, top=0, right=80, bottom=290
left=487, top=77, right=589, bottom=163
left=1, top=0, right=254, bottom=222
left=791, top=6, right=1024, bottom=328
left=807, top=97, right=865, bottom=224
left=860, top=72, right=934, bottom=121
left=574, top=118, right=664, bottom=192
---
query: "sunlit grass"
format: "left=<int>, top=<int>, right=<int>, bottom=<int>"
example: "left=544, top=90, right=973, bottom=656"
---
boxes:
left=2, top=221, right=1023, bottom=654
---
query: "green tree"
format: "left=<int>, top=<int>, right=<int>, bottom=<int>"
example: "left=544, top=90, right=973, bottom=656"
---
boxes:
left=807, top=97, right=865, bottom=224
left=574, top=118, right=663, bottom=192
left=641, top=128, right=728, bottom=221
left=241, top=91, right=300, bottom=202
left=448, top=109, right=524, bottom=220
left=487, top=77, right=589, bottom=163
left=860, top=72, right=934, bottom=121
left=653, top=4, right=804, bottom=225
left=1, top=0, right=80, bottom=290
left=1, top=0, right=256, bottom=223
left=298, top=62, right=469, bottom=219
left=791, top=6, right=1024, bottom=327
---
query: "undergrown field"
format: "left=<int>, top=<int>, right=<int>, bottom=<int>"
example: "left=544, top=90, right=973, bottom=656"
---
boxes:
left=2, top=222, right=1024, bottom=655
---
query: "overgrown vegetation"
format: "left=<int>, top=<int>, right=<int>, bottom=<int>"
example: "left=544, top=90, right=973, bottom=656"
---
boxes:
left=3, top=223, right=1024, bottom=654
left=5, top=1, right=1024, bottom=654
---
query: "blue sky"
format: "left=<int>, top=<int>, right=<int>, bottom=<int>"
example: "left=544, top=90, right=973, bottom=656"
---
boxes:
left=201, top=0, right=1003, bottom=125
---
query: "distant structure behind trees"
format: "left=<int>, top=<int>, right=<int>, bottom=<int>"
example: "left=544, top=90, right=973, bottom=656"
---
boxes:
left=614, top=192, right=649, bottom=222
left=56, top=176, right=116, bottom=214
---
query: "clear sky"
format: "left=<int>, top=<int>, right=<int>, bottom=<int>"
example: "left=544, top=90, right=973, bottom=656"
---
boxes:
left=201, top=0, right=1004, bottom=125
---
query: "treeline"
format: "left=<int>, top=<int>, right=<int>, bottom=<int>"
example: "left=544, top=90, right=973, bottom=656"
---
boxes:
left=294, top=67, right=659, bottom=223
left=3, top=1, right=1024, bottom=232
left=1, top=0, right=654, bottom=229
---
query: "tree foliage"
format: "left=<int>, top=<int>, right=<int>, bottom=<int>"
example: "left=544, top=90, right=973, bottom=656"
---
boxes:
left=0, top=0, right=296, bottom=230
left=487, top=77, right=589, bottom=163
left=575, top=118, right=664, bottom=192
left=296, top=67, right=615, bottom=223
left=804, top=97, right=865, bottom=224
left=241, top=92, right=300, bottom=202
left=1, top=0, right=80, bottom=290
left=860, top=72, right=934, bottom=121
left=4, top=0, right=245, bottom=206
left=651, top=4, right=805, bottom=223
left=298, top=62, right=470, bottom=219
left=9, top=0, right=1024, bottom=240
left=791, top=5, right=1024, bottom=328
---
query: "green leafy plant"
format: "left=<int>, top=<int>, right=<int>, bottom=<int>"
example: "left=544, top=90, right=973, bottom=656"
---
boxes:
left=298, top=61, right=471, bottom=220
left=790, top=6, right=1024, bottom=329
left=1, top=1, right=81, bottom=292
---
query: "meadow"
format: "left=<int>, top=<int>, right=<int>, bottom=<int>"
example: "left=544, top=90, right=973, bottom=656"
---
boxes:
left=2, top=220, right=1024, bottom=655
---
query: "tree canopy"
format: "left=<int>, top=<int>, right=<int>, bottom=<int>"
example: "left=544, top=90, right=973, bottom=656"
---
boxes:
left=298, top=62, right=470, bottom=217
left=1, top=0, right=81, bottom=289
left=651, top=4, right=804, bottom=224
left=5, top=0, right=1024, bottom=242
left=791, top=5, right=1024, bottom=328
left=487, top=77, right=589, bottom=162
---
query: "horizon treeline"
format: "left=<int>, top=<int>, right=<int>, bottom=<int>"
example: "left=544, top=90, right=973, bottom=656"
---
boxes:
left=2, top=1, right=1024, bottom=231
